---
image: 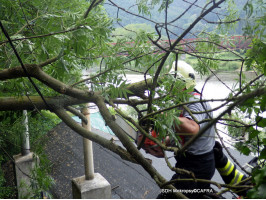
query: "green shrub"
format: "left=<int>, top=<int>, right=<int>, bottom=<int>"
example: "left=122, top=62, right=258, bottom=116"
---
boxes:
left=0, top=155, right=16, bottom=198
left=224, top=61, right=241, bottom=71
left=0, top=110, right=60, bottom=198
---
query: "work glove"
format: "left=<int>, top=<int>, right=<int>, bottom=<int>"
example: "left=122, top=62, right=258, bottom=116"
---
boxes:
left=213, top=141, right=227, bottom=168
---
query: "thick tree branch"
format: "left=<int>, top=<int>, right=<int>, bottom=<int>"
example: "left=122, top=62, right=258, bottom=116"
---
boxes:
left=66, top=106, right=88, bottom=124
left=0, top=96, right=87, bottom=111
left=0, top=55, right=62, bottom=80
left=95, top=95, right=187, bottom=198
left=84, top=0, right=104, bottom=18
left=54, top=108, right=137, bottom=163
left=0, top=64, right=97, bottom=102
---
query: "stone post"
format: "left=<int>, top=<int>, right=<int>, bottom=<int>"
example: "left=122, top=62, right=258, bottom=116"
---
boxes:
left=14, top=152, right=39, bottom=198
left=72, top=104, right=111, bottom=199
left=14, top=110, right=39, bottom=198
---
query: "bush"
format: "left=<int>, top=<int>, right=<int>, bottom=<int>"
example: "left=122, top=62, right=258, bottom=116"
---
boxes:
left=223, top=61, right=241, bottom=71
left=0, top=155, right=16, bottom=198
left=0, top=110, right=60, bottom=198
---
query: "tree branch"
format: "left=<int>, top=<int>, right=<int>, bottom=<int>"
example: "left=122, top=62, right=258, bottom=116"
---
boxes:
left=66, top=106, right=88, bottom=124
left=0, top=96, right=87, bottom=111
left=54, top=108, right=137, bottom=163
left=0, top=55, right=62, bottom=80
left=95, top=95, right=187, bottom=198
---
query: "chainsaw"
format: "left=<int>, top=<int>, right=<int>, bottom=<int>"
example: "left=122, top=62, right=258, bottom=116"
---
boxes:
left=114, top=114, right=164, bottom=158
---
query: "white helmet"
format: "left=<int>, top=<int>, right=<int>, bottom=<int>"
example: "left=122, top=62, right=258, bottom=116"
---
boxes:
left=169, top=60, right=196, bottom=88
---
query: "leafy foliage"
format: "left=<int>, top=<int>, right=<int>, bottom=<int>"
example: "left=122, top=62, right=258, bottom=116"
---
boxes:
left=0, top=0, right=265, bottom=198
left=0, top=110, right=59, bottom=198
left=0, top=0, right=113, bottom=97
left=223, top=0, right=266, bottom=195
left=0, top=155, right=16, bottom=199
left=247, top=166, right=266, bottom=199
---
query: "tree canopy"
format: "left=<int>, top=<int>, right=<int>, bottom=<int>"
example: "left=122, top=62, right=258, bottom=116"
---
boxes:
left=0, top=0, right=265, bottom=198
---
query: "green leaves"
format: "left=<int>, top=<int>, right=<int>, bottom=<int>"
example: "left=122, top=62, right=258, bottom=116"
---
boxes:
left=259, top=147, right=266, bottom=159
left=257, top=116, right=266, bottom=128
left=245, top=39, right=266, bottom=74
left=247, top=166, right=266, bottom=199
left=108, top=76, right=133, bottom=99
left=151, top=109, right=182, bottom=147
left=239, top=145, right=251, bottom=156
left=136, top=0, right=175, bottom=16
left=242, top=0, right=265, bottom=39
left=249, top=129, right=260, bottom=140
left=243, top=1, right=254, bottom=18
left=0, top=0, right=115, bottom=98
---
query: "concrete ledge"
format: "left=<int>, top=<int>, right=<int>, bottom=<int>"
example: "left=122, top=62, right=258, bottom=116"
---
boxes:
left=72, top=173, right=111, bottom=199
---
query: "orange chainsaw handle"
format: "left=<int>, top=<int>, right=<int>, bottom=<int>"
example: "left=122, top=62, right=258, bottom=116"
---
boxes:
left=136, top=130, right=165, bottom=158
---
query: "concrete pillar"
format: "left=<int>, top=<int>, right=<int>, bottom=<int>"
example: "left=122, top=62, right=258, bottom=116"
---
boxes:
left=81, top=106, right=94, bottom=180
left=72, top=173, right=111, bottom=199
left=72, top=105, right=111, bottom=199
left=22, top=110, right=30, bottom=156
left=13, top=152, right=39, bottom=198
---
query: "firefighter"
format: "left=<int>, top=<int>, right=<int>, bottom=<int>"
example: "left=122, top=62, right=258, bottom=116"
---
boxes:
left=156, top=61, right=216, bottom=198
left=140, top=61, right=251, bottom=198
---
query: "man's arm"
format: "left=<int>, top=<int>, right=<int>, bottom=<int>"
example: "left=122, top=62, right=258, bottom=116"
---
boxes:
left=175, top=117, right=199, bottom=135
left=165, top=117, right=199, bottom=146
